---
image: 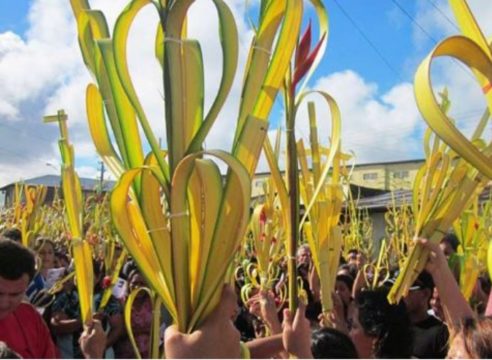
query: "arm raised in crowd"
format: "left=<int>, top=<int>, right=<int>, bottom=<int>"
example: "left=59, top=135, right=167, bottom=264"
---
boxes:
left=164, top=285, right=242, bottom=358
left=246, top=291, right=288, bottom=358
left=79, top=319, right=107, bottom=359
left=282, top=301, right=313, bottom=359
left=419, top=238, right=474, bottom=329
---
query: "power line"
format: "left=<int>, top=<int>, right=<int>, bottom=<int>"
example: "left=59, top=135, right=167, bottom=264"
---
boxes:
left=391, top=0, right=440, bottom=43
left=390, top=0, right=476, bottom=82
left=332, top=0, right=405, bottom=83
left=426, top=0, right=459, bottom=32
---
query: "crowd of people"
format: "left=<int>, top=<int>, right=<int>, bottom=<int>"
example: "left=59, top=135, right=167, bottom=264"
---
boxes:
left=0, top=226, right=492, bottom=358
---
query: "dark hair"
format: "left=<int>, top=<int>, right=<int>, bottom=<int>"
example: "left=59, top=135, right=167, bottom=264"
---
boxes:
left=413, top=270, right=434, bottom=291
left=1, top=228, right=22, bottom=243
left=0, top=341, right=20, bottom=359
left=347, top=263, right=358, bottom=279
left=441, top=233, right=459, bottom=252
left=311, top=327, right=358, bottom=359
left=338, top=264, right=350, bottom=272
left=55, top=250, right=69, bottom=264
left=356, top=287, right=413, bottom=358
left=339, top=263, right=359, bottom=279
left=336, top=274, right=354, bottom=292
left=0, top=238, right=36, bottom=281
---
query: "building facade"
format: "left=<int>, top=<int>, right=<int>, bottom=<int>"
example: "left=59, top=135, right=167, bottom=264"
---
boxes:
left=0, top=175, right=115, bottom=208
left=349, top=159, right=425, bottom=191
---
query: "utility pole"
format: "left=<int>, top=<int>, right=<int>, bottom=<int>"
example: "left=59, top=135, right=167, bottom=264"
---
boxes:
left=98, top=161, right=105, bottom=193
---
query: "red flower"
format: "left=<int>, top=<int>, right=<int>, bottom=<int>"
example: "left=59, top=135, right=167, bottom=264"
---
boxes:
left=102, top=275, right=112, bottom=289
left=260, top=210, right=267, bottom=224
left=295, top=20, right=312, bottom=70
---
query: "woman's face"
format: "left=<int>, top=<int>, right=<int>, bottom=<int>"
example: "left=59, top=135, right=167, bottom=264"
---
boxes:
left=430, top=287, right=444, bottom=320
left=129, top=273, right=146, bottom=292
left=335, top=280, right=352, bottom=306
left=38, top=242, right=55, bottom=270
left=55, top=253, right=69, bottom=268
left=349, top=307, right=375, bottom=358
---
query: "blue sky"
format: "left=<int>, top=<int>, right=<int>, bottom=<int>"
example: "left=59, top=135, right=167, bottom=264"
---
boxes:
left=0, top=0, right=489, bottom=187
left=1, top=0, right=422, bottom=88
left=321, top=1, right=416, bottom=88
left=0, top=1, right=30, bottom=35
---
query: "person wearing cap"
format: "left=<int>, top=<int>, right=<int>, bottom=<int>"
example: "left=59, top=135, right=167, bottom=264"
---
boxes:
left=439, top=233, right=459, bottom=258
left=404, top=270, right=449, bottom=358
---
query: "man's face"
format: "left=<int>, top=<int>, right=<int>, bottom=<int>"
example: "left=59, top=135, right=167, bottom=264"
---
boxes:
left=403, top=288, right=423, bottom=313
left=403, top=286, right=431, bottom=315
left=0, top=274, right=29, bottom=320
left=347, top=252, right=358, bottom=265
left=439, top=241, right=455, bottom=258
left=430, top=287, right=444, bottom=320
left=297, top=248, right=311, bottom=266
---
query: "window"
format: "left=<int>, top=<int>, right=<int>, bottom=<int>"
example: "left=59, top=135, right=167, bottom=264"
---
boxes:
left=363, top=172, right=378, bottom=180
left=393, top=170, right=409, bottom=179
left=255, top=179, right=265, bottom=188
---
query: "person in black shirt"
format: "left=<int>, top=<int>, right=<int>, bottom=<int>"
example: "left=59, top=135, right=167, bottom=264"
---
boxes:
left=403, top=270, right=449, bottom=358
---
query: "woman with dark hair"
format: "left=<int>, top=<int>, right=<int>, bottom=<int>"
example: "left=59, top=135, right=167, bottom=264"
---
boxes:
left=350, top=287, right=413, bottom=358
left=335, top=274, right=354, bottom=308
left=326, top=274, right=355, bottom=333
left=311, top=327, right=358, bottom=359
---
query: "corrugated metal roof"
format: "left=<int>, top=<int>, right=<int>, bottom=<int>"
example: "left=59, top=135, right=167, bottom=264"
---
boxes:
left=0, top=175, right=116, bottom=192
left=354, top=189, right=412, bottom=210
left=354, top=186, right=491, bottom=211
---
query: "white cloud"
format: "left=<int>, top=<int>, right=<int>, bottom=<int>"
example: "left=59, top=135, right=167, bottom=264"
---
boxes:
left=8, top=0, right=487, bottom=190
left=0, top=0, right=254, bottom=187
left=412, top=0, right=491, bottom=142
left=0, top=1, right=80, bottom=121
left=0, top=32, right=24, bottom=57
left=0, top=99, right=18, bottom=118
left=293, top=70, right=423, bottom=164
left=0, top=0, right=84, bottom=189
left=414, top=0, right=492, bottom=44
left=71, top=139, right=98, bottom=160
left=75, top=165, right=100, bottom=180
left=253, top=70, right=425, bottom=174
left=0, top=158, right=57, bottom=187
